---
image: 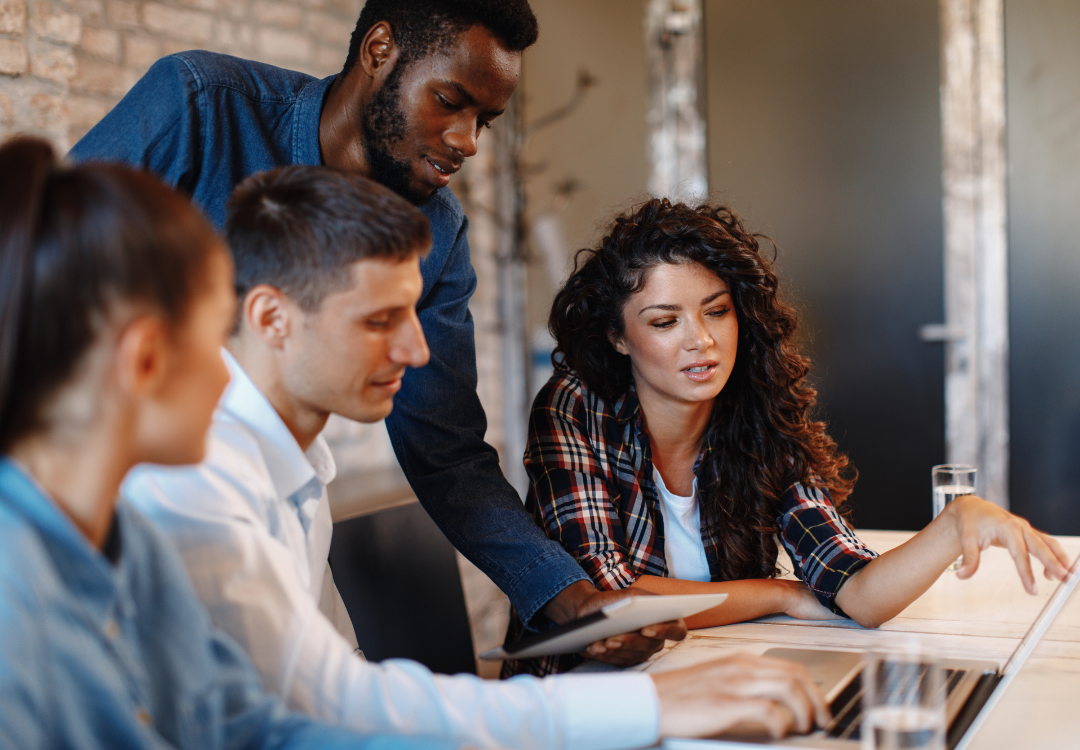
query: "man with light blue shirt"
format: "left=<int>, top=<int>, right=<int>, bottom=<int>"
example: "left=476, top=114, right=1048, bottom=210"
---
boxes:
left=123, top=165, right=829, bottom=749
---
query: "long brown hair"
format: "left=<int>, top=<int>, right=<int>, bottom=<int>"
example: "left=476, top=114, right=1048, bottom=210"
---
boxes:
left=549, top=198, right=855, bottom=581
left=0, top=137, right=220, bottom=452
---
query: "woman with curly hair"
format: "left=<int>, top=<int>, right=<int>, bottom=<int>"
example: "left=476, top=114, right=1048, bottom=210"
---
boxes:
left=503, top=198, right=1069, bottom=677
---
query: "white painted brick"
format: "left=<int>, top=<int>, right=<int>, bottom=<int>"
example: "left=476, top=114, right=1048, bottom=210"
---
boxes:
left=30, top=46, right=74, bottom=82
left=256, top=26, right=309, bottom=63
left=314, top=45, right=342, bottom=76
left=81, top=27, right=120, bottom=60
left=158, top=37, right=193, bottom=56
left=252, top=0, right=300, bottom=28
left=0, top=0, right=27, bottom=34
left=142, top=3, right=212, bottom=43
left=213, top=18, right=232, bottom=47
left=66, top=93, right=109, bottom=130
left=123, top=33, right=159, bottom=69
left=0, top=93, right=14, bottom=124
left=308, top=11, right=350, bottom=47
left=68, top=0, right=104, bottom=23
left=71, top=57, right=133, bottom=94
left=30, top=1, right=82, bottom=44
left=106, top=0, right=137, bottom=28
left=28, top=92, right=64, bottom=128
left=0, top=39, right=28, bottom=75
left=175, top=0, right=218, bottom=14
left=234, top=22, right=252, bottom=47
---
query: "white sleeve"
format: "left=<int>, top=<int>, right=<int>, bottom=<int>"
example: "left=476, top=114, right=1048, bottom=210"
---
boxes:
left=123, top=464, right=660, bottom=750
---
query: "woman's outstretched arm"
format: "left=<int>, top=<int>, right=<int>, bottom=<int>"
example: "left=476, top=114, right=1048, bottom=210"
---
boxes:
left=630, top=575, right=842, bottom=628
left=834, top=494, right=1072, bottom=628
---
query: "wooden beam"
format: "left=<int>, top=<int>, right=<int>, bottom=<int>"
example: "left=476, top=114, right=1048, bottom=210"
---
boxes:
left=645, top=0, right=708, bottom=201
left=937, top=0, right=1009, bottom=507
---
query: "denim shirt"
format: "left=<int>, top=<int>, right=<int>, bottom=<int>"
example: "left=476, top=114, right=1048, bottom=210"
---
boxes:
left=70, top=51, right=588, bottom=626
left=0, top=458, right=455, bottom=750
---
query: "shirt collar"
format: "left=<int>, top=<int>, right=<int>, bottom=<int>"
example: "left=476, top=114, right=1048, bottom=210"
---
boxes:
left=613, top=380, right=642, bottom=425
left=219, top=351, right=336, bottom=502
left=293, top=74, right=337, bottom=167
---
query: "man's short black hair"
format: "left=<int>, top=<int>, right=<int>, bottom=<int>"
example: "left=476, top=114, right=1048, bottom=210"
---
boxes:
left=225, top=166, right=430, bottom=313
left=342, top=0, right=539, bottom=79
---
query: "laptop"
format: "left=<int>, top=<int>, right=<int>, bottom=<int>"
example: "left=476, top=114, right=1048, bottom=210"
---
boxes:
left=662, top=553, right=1080, bottom=750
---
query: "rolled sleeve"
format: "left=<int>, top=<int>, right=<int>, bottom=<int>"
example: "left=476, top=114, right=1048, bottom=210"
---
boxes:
left=777, top=482, right=877, bottom=615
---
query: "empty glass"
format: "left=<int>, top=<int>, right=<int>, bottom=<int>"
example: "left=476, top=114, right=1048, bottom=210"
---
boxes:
left=932, top=464, right=976, bottom=571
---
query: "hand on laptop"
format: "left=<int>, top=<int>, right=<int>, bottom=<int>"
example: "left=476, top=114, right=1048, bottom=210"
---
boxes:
left=544, top=581, right=688, bottom=667
left=652, top=652, right=830, bottom=739
left=945, top=494, right=1071, bottom=593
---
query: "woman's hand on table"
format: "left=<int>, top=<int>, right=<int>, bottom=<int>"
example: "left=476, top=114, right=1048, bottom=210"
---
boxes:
left=945, top=494, right=1071, bottom=593
left=652, top=652, right=830, bottom=740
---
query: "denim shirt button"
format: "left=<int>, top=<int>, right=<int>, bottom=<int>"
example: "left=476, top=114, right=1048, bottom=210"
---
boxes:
left=135, top=707, right=152, bottom=726
left=104, top=619, right=119, bottom=639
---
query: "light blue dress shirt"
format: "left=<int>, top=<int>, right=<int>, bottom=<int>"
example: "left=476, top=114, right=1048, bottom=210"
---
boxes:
left=124, top=353, right=662, bottom=750
left=0, top=457, right=455, bottom=750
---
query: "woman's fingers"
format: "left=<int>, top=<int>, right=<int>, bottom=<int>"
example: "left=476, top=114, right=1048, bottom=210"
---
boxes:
left=999, top=521, right=1038, bottom=594
left=1022, top=527, right=1071, bottom=582
left=952, top=497, right=1071, bottom=593
left=955, top=528, right=983, bottom=580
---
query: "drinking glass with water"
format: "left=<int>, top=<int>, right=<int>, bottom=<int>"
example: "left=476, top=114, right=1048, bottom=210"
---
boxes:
left=932, top=464, right=977, bottom=572
left=862, top=648, right=946, bottom=750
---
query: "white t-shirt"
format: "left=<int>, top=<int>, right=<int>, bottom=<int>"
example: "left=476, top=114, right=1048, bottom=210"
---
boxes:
left=653, top=468, right=711, bottom=582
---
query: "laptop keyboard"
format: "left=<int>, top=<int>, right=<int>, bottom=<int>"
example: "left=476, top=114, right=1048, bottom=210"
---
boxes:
left=825, top=666, right=965, bottom=741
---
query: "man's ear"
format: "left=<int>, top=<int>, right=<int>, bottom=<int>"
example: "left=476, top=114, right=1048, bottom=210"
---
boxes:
left=359, top=20, right=400, bottom=79
left=115, top=315, right=170, bottom=398
left=608, top=330, right=630, bottom=356
left=242, top=285, right=293, bottom=349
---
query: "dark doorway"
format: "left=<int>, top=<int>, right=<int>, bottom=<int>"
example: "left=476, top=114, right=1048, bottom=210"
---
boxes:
left=703, top=0, right=946, bottom=530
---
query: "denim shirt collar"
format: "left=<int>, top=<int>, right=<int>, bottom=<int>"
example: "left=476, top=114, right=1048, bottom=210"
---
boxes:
left=0, top=457, right=129, bottom=628
left=292, top=74, right=336, bottom=167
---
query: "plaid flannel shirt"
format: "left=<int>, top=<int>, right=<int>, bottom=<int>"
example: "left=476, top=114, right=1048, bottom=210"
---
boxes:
left=502, top=371, right=877, bottom=677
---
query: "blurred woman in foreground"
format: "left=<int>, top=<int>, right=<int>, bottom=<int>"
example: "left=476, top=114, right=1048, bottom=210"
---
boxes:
left=0, top=137, right=448, bottom=750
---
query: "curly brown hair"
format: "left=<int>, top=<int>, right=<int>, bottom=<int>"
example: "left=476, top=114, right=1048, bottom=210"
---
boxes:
left=549, top=197, right=856, bottom=581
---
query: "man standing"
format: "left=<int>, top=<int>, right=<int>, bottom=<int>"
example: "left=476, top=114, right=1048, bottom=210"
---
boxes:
left=70, top=0, right=674, bottom=655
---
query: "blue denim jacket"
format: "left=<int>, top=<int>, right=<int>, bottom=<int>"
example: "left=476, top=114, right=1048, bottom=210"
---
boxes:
left=0, top=459, right=456, bottom=750
left=69, top=51, right=588, bottom=626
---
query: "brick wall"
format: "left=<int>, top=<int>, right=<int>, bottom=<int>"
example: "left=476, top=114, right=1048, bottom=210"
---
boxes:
left=0, top=0, right=359, bottom=150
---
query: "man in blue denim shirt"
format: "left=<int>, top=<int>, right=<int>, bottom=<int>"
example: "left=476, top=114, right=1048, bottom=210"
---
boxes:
left=70, top=0, right=682, bottom=657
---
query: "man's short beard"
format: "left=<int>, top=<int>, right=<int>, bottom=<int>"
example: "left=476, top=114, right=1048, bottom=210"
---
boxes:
left=361, top=61, right=432, bottom=206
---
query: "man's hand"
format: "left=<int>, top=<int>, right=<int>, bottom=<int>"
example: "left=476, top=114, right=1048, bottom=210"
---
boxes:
left=652, top=653, right=830, bottom=740
left=946, top=494, right=1072, bottom=593
left=543, top=581, right=688, bottom=667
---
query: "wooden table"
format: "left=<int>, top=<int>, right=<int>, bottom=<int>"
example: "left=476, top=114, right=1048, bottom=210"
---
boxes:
left=583, top=531, right=1080, bottom=749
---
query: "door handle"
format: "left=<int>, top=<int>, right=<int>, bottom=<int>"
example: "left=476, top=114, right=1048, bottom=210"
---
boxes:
left=919, top=324, right=965, bottom=342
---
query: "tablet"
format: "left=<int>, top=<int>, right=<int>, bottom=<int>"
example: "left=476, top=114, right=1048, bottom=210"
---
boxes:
left=479, top=592, right=727, bottom=660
